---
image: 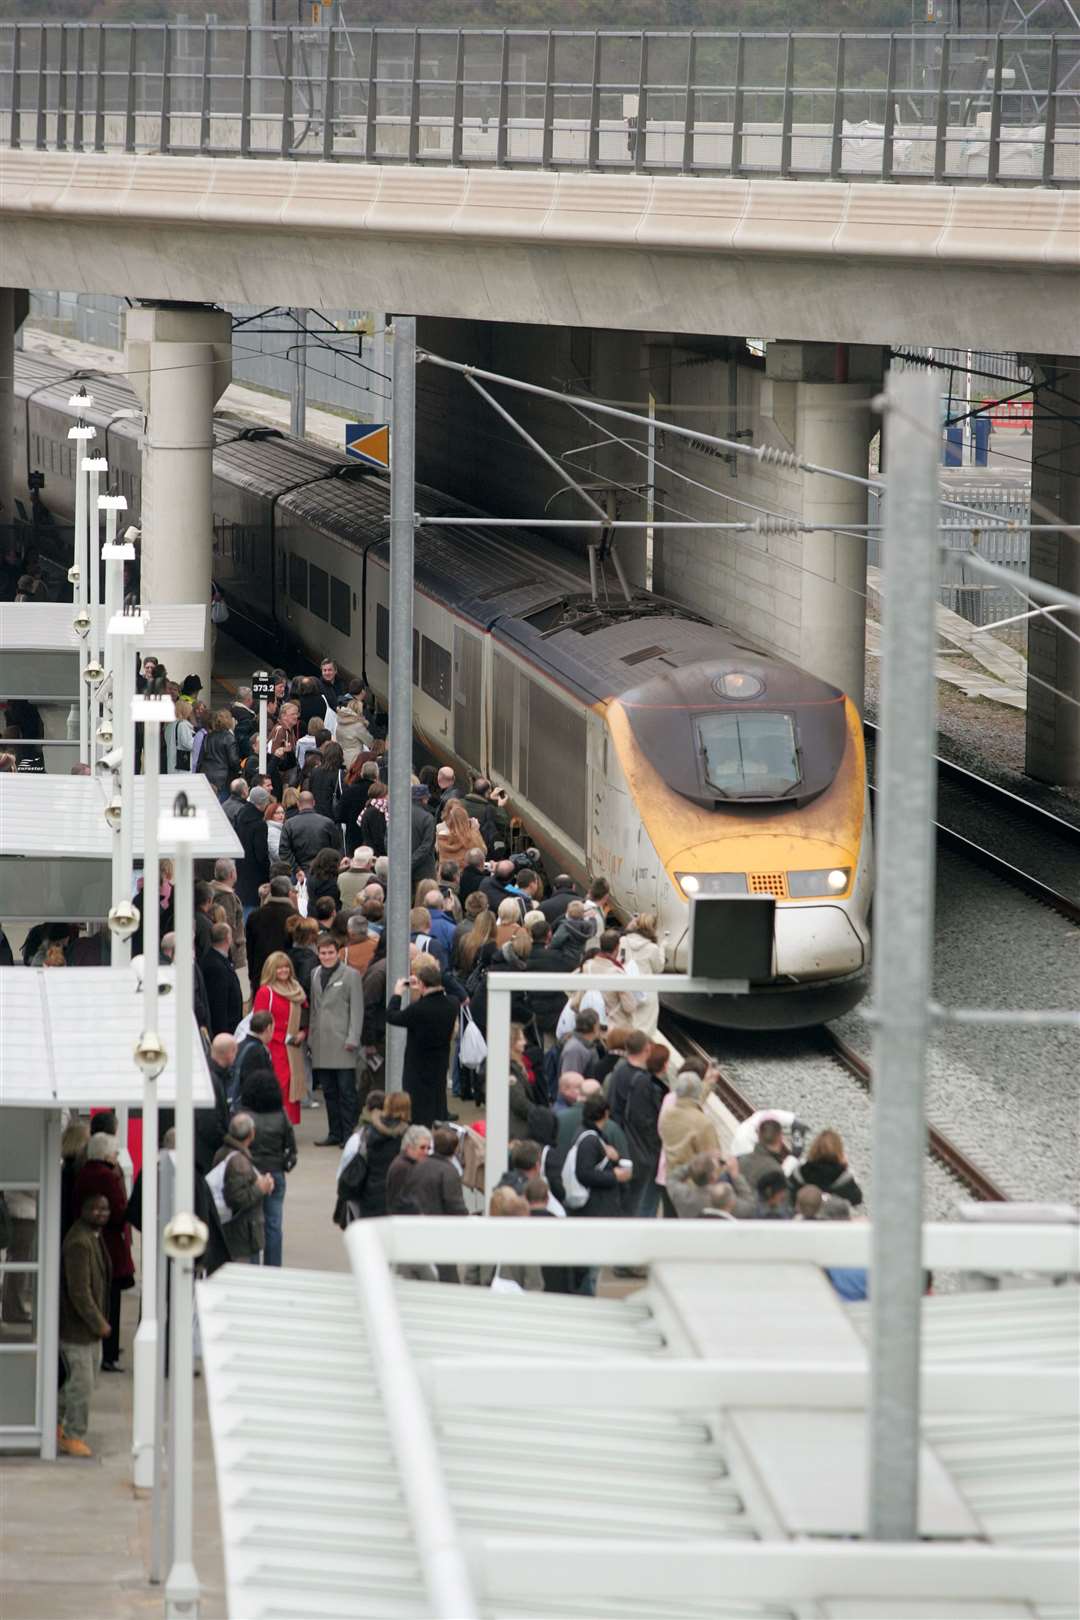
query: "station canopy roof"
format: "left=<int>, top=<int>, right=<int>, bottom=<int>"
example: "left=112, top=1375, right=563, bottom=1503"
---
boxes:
left=0, top=966, right=214, bottom=1107
left=198, top=1216, right=1079, bottom=1620
left=0, top=773, right=242, bottom=859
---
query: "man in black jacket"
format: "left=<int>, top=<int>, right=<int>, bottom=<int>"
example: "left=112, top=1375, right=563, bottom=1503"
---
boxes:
left=230, top=688, right=258, bottom=756
left=540, top=875, right=579, bottom=927
left=245, top=878, right=295, bottom=987
left=410, top=795, right=437, bottom=884
left=278, top=791, right=341, bottom=875
left=196, top=1033, right=234, bottom=1175
left=202, top=922, right=244, bottom=1037
left=220, top=777, right=250, bottom=827
left=521, top=916, right=576, bottom=1043
left=232, top=789, right=271, bottom=911
left=385, top=961, right=459, bottom=1128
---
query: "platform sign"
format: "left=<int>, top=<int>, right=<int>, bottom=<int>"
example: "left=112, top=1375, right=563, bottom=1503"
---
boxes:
left=251, top=671, right=275, bottom=701
left=345, top=422, right=390, bottom=470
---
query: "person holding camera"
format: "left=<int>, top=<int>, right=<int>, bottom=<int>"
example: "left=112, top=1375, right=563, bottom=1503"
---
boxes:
left=385, top=958, right=459, bottom=1128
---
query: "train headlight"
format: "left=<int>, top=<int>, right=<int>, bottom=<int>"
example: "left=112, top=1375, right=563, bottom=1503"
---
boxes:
left=676, top=873, right=748, bottom=897
left=787, top=867, right=851, bottom=898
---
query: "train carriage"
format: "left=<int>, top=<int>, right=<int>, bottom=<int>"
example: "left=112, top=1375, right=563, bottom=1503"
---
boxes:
left=14, top=350, right=872, bottom=1027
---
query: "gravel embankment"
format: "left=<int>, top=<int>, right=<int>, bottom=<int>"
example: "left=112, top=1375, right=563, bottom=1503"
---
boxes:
left=864, top=734, right=1080, bottom=907
left=864, top=655, right=1080, bottom=828
left=832, top=845, right=1080, bottom=1206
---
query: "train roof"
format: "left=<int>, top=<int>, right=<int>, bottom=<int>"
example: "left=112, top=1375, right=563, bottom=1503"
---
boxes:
left=14, top=352, right=142, bottom=437
left=21, top=350, right=853, bottom=709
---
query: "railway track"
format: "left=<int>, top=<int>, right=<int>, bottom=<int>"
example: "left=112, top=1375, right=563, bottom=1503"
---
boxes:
left=864, top=720, right=1080, bottom=926
left=661, top=1016, right=1009, bottom=1205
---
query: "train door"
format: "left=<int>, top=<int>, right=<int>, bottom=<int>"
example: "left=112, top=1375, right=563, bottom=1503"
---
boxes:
left=453, top=624, right=483, bottom=776
left=587, top=719, right=632, bottom=903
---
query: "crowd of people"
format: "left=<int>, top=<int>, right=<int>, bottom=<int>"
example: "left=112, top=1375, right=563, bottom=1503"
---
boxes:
left=3, top=648, right=867, bottom=1456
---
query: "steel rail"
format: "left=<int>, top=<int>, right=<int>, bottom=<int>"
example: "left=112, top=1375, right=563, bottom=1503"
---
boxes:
left=864, top=720, right=1080, bottom=926
left=661, top=1017, right=1009, bottom=1204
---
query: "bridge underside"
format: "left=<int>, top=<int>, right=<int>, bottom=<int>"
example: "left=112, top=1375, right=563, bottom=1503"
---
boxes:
left=1, top=153, right=1077, bottom=352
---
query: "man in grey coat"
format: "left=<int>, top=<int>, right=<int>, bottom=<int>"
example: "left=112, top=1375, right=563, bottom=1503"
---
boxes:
left=308, top=932, right=365, bottom=1147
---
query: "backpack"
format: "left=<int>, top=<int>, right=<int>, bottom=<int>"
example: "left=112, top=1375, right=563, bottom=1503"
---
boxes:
left=541, top=1039, right=564, bottom=1104
left=464, top=955, right=489, bottom=1003
left=560, top=1129, right=600, bottom=1211
left=337, top=1129, right=371, bottom=1203
left=204, top=1152, right=239, bottom=1225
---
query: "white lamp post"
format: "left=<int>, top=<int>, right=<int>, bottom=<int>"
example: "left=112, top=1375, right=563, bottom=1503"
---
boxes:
left=161, top=789, right=208, bottom=1620
left=83, top=453, right=108, bottom=669
left=130, top=692, right=174, bottom=1493
left=105, top=605, right=147, bottom=968
left=67, top=397, right=95, bottom=762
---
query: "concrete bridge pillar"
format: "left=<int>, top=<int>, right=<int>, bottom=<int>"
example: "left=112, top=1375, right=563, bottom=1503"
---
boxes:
left=0, top=289, right=29, bottom=535
left=650, top=339, right=881, bottom=711
left=1025, top=355, right=1080, bottom=787
left=126, top=304, right=232, bottom=696
left=773, top=343, right=881, bottom=714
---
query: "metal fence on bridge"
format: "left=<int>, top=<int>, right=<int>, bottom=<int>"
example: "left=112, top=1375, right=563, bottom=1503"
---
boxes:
left=869, top=483, right=1031, bottom=628
left=1, top=25, right=1077, bottom=184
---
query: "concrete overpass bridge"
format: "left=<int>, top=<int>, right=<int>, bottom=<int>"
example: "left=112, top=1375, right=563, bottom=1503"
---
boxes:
left=0, top=23, right=1078, bottom=348
left=1, top=24, right=1077, bottom=781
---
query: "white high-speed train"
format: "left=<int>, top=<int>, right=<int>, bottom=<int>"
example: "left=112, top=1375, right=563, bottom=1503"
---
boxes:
left=15, top=350, right=872, bottom=1027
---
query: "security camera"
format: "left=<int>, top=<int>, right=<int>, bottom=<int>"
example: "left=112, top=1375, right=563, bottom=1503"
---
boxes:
left=67, top=564, right=81, bottom=586
left=96, top=720, right=114, bottom=748
left=108, top=898, right=139, bottom=938
left=163, top=1212, right=209, bottom=1261
left=83, top=660, right=105, bottom=685
left=124, top=525, right=142, bottom=542
left=98, top=746, right=124, bottom=773
left=103, top=796, right=124, bottom=832
left=72, top=607, right=91, bottom=638
left=133, top=1029, right=167, bottom=1080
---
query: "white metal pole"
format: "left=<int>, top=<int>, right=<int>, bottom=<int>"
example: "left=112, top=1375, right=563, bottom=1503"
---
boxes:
left=868, top=366, right=942, bottom=1541
left=86, top=456, right=105, bottom=665
left=385, top=315, right=416, bottom=1093
left=258, top=698, right=267, bottom=777
left=131, top=697, right=170, bottom=1491
left=483, top=984, right=511, bottom=1207
left=69, top=414, right=94, bottom=761
left=165, top=799, right=201, bottom=1620
left=291, top=308, right=307, bottom=438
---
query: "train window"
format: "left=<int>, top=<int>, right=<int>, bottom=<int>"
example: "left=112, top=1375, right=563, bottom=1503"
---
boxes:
left=420, top=637, right=451, bottom=710
left=309, top=564, right=329, bottom=621
left=288, top=553, right=308, bottom=608
left=697, top=711, right=800, bottom=799
left=413, top=630, right=419, bottom=686
left=376, top=602, right=389, bottom=663
left=330, top=576, right=350, bottom=636
left=492, top=653, right=514, bottom=783
left=523, top=678, right=586, bottom=849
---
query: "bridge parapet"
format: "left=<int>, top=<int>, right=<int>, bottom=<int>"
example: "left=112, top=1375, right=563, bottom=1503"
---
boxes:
left=1, top=23, right=1077, bottom=187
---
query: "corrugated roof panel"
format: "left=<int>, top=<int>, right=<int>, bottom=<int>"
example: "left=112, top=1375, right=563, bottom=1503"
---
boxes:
left=0, top=966, right=214, bottom=1106
left=0, top=602, right=206, bottom=651
left=850, top=1287, right=1080, bottom=1569
left=199, top=1266, right=791, bottom=1620
left=0, top=774, right=242, bottom=858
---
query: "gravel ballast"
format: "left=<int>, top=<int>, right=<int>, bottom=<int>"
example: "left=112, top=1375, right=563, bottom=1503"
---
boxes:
left=832, top=845, right=1080, bottom=1206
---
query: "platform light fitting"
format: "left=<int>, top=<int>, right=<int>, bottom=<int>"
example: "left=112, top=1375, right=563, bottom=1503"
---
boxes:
left=96, top=720, right=114, bottom=748
left=163, top=1213, right=209, bottom=1261
left=133, top=1030, right=168, bottom=1080
left=103, top=795, right=124, bottom=832
left=67, top=564, right=81, bottom=586
left=83, top=659, right=105, bottom=684
left=72, top=607, right=91, bottom=638
left=107, top=898, right=139, bottom=939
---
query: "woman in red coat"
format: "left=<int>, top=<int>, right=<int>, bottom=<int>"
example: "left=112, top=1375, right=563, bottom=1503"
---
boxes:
left=252, top=951, right=308, bottom=1125
left=74, top=1129, right=134, bottom=1370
